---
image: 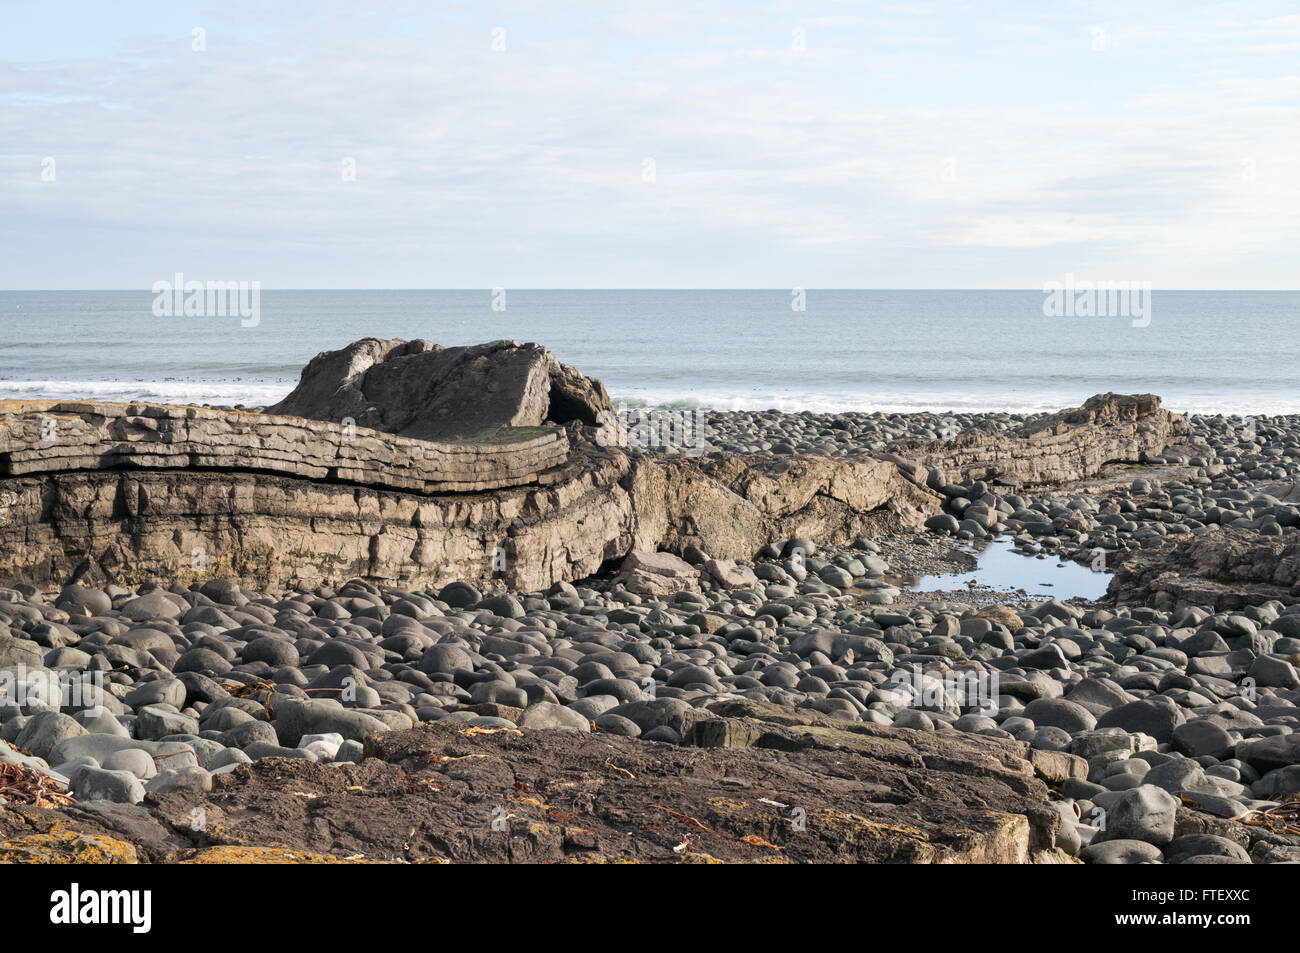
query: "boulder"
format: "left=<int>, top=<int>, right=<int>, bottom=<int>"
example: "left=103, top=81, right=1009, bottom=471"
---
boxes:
left=118, top=590, right=183, bottom=622
left=703, top=558, right=758, bottom=589
left=1144, top=758, right=1208, bottom=795
left=517, top=702, right=591, bottom=732
left=0, top=634, right=44, bottom=669
left=1080, top=839, right=1164, bottom=864
left=1251, top=655, right=1300, bottom=689
left=273, top=698, right=391, bottom=748
left=1237, top=734, right=1300, bottom=774
left=145, top=766, right=214, bottom=795
left=70, top=766, right=146, bottom=805
left=1094, top=784, right=1179, bottom=846
left=1170, top=720, right=1233, bottom=760
left=14, top=711, right=86, bottom=760
left=1164, top=834, right=1251, bottom=865
left=1095, top=697, right=1184, bottom=742
left=615, top=551, right=700, bottom=597
left=267, top=338, right=612, bottom=440
left=1023, top=698, right=1097, bottom=734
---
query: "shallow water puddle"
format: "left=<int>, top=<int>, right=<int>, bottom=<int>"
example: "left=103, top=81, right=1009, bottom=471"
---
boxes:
left=897, top=538, right=1112, bottom=601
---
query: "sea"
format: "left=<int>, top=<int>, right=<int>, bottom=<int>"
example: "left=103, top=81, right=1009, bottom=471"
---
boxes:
left=0, top=290, right=1295, bottom=415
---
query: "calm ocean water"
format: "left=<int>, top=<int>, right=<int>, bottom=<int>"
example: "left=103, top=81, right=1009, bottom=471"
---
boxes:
left=0, top=290, right=1295, bottom=414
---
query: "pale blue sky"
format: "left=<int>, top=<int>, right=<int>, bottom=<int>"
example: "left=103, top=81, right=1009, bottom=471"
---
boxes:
left=2, top=1, right=1298, bottom=288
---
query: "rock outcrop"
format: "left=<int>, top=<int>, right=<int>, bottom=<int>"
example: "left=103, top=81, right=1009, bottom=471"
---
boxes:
left=0, top=438, right=936, bottom=594
left=891, top=393, right=1189, bottom=487
left=267, top=338, right=613, bottom=441
left=0, top=703, right=1066, bottom=864
left=1109, top=529, right=1300, bottom=610
left=643, top=452, right=937, bottom=555
left=0, top=400, right=569, bottom=494
left=0, top=342, right=1184, bottom=594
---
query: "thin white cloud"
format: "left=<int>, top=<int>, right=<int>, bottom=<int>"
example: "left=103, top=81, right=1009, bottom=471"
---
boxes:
left=0, top=0, right=1298, bottom=288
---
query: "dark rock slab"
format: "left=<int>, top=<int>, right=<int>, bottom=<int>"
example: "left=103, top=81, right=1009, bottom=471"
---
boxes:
left=268, top=338, right=612, bottom=441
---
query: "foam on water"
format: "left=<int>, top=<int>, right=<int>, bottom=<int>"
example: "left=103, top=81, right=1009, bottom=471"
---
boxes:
left=612, top=388, right=1104, bottom=415
left=0, top=379, right=293, bottom=408
left=3, top=289, right=1298, bottom=415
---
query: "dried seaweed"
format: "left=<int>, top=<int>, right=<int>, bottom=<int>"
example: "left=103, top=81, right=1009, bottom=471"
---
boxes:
left=0, top=761, right=74, bottom=809
left=1231, top=797, right=1300, bottom=836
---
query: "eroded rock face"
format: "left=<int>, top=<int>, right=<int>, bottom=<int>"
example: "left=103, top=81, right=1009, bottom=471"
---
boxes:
left=892, top=393, right=1189, bottom=487
left=0, top=390, right=1183, bottom=594
left=632, top=451, right=940, bottom=558
left=0, top=400, right=569, bottom=494
left=1109, top=529, right=1300, bottom=610
left=0, top=437, right=937, bottom=593
left=267, top=338, right=613, bottom=440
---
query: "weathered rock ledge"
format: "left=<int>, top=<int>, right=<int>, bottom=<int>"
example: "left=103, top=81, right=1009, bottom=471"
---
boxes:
left=888, top=393, right=1190, bottom=488
left=0, top=392, right=1183, bottom=593
left=0, top=701, right=1068, bottom=864
left=1109, top=528, right=1300, bottom=611
left=0, top=400, right=570, bottom=494
left=0, top=440, right=934, bottom=592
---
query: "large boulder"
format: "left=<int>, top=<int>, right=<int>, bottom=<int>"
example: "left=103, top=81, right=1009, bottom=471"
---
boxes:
left=267, top=338, right=612, bottom=440
left=0, top=634, right=43, bottom=669
left=1094, top=784, right=1179, bottom=846
left=1236, top=733, right=1300, bottom=774
left=1095, top=696, right=1185, bottom=742
left=14, top=711, right=86, bottom=760
left=272, top=698, right=391, bottom=748
left=615, top=551, right=700, bottom=597
left=703, top=558, right=758, bottom=589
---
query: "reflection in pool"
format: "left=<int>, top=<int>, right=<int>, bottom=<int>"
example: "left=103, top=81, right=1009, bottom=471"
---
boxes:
left=897, top=539, right=1112, bottom=601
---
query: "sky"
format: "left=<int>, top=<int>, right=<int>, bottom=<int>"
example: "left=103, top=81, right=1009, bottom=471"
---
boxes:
left=1, top=1, right=1298, bottom=289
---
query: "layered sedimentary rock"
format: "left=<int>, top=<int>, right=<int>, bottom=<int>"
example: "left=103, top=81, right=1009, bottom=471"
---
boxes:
left=641, top=452, right=937, bottom=555
left=267, top=338, right=613, bottom=440
left=0, top=439, right=935, bottom=593
left=0, top=400, right=569, bottom=494
left=1109, top=528, right=1300, bottom=610
left=0, top=372, right=1183, bottom=592
left=889, top=393, right=1190, bottom=487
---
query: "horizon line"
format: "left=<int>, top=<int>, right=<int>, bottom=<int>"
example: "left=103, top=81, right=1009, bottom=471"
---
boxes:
left=3, top=287, right=1299, bottom=294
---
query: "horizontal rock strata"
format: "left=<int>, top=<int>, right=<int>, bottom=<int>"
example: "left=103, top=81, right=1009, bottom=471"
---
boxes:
left=0, top=400, right=569, bottom=494
left=0, top=441, right=935, bottom=593
left=890, top=393, right=1189, bottom=487
left=0, top=393, right=1182, bottom=593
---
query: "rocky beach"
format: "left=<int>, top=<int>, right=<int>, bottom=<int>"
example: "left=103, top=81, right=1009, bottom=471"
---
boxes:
left=0, top=339, right=1297, bottom=865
